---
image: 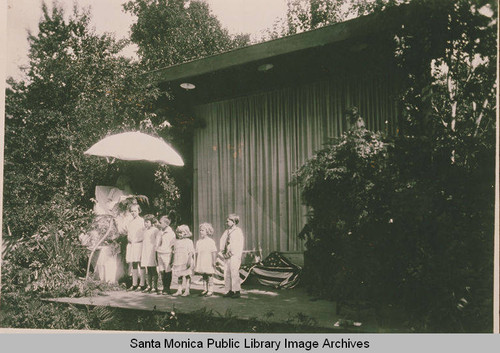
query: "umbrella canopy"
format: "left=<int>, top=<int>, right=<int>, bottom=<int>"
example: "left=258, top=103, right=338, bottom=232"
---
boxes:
left=84, top=131, right=184, bottom=166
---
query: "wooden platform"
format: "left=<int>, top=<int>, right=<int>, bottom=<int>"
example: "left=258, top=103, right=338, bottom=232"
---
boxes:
left=46, top=281, right=379, bottom=331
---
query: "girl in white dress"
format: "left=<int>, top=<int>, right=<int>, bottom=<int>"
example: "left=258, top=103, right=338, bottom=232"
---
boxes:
left=172, top=225, right=195, bottom=296
left=195, top=223, right=217, bottom=296
left=140, top=214, right=160, bottom=293
left=125, top=203, right=146, bottom=291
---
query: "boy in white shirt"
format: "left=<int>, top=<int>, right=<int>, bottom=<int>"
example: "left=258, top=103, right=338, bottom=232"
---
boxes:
left=156, top=215, right=176, bottom=295
left=219, top=214, right=244, bottom=298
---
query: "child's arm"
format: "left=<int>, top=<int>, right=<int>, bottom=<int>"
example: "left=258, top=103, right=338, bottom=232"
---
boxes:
left=135, top=223, right=145, bottom=242
left=154, top=229, right=160, bottom=250
left=187, top=241, right=195, bottom=269
left=156, top=232, right=162, bottom=249
left=187, top=253, right=194, bottom=269
left=211, top=251, right=217, bottom=271
left=194, top=241, right=201, bottom=269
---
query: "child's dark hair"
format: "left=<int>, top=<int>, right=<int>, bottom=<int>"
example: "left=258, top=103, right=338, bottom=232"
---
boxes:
left=143, top=214, right=157, bottom=223
left=227, top=213, right=240, bottom=225
left=160, top=215, right=171, bottom=226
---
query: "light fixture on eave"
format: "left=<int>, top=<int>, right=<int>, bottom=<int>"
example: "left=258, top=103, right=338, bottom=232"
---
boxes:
left=257, top=63, right=274, bottom=72
left=180, top=82, right=196, bottom=90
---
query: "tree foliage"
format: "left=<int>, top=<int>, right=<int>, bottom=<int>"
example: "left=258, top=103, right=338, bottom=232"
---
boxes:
left=265, top=0, right=347, bottom=39
left=4, top=3, right=161, bottom=239
left=294, top=130, right=394, bottom=307
left=123, top=0, right=250, bottom=70
left=264, top=0, right=408, bottom=39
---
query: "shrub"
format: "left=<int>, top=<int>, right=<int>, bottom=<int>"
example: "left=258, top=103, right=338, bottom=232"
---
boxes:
left=293, top=129, right=395, bottom=304
left=294, top=127, right=493, bottom=332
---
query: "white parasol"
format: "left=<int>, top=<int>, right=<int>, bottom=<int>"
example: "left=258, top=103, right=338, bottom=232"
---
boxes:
left=84, top=131, right=184, bottom=166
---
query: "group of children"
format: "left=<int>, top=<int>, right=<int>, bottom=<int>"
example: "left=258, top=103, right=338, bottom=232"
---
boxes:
left=124, top=203, right=218, bottom=297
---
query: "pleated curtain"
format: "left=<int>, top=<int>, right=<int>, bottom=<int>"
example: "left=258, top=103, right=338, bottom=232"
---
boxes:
left=192, top=74, right=399, bottom=257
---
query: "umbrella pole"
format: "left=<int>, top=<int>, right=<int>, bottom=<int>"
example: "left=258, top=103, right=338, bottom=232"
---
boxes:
left=85, top=217, right=115, bottom=280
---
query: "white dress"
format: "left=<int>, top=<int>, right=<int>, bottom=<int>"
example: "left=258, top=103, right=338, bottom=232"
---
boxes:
left=125, top=216, right=145, bottom=263
left=195, top=237, right=217, bottom=274
left=141, top=227, right=159, bottom=267
left=172, top=238, right=195, bottom=277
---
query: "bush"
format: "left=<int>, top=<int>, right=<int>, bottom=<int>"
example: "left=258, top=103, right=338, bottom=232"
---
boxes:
left=293, top=129, right=395, bottom=303
left=294, top=128, right=493, bottom=332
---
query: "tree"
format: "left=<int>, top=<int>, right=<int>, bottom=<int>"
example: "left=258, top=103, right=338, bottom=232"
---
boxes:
left=3, top=2, right=160, bottom=238
left=264, top=0, right=413, bottom=40
left=123, top=0, right=250, bottom=70
left=388, top=0, right=496, bottom=332
left=264, top=0, right=348, bottom=39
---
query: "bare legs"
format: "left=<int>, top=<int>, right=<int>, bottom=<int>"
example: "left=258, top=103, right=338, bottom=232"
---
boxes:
left=173, top=275, right=191, bottom=296
left=128, top=262, right=146, bottom=290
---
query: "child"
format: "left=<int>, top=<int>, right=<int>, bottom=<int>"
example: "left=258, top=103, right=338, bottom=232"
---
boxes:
left=194, top=223, right=217, bottom=296
left=219, top=213, right=244, bottom=298
left=140, top=214, right=160, bottom=293
left=125, top=203, right=146, bottom=291
left=172, top=225, right=195, bottom=297
left=156, top=215, right=176, bottom=295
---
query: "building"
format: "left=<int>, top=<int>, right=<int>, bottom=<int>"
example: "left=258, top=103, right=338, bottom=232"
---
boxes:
left=146, top=6, right=408, bottom=257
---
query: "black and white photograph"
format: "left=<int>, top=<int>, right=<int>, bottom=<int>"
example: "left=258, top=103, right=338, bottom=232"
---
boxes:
left=1, top=0, right=498, bottom=340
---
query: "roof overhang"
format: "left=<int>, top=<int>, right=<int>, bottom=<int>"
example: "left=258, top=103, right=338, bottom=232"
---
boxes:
left=144, top=5, right=409, bottom=105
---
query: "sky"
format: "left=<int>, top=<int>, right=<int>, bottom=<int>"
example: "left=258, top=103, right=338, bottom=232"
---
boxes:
left=5, top=0, right=288, bottom=80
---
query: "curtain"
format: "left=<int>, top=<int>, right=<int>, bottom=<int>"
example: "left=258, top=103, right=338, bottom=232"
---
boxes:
left=193, top=74, right=399, bottom=257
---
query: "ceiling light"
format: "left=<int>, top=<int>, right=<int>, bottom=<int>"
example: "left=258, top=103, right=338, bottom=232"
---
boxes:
left=180, top=82, right=196, bottom=90
left=257, top=63, right=274, bottom=72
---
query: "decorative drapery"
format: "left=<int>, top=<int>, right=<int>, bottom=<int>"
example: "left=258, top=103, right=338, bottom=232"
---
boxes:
left=193, top=74, right=399, bottom=257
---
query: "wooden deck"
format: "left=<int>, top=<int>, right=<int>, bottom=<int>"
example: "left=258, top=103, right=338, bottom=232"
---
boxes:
left=46, top=279, right=380, bottom=331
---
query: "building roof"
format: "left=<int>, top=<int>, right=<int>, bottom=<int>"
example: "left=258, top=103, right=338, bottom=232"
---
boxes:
left=145, top=5, right=408, bottom=104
